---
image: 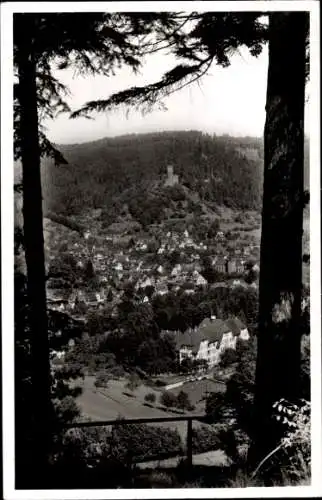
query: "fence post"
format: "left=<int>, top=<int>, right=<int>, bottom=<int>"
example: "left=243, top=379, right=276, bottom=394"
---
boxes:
left=186, top=418, right=193, bottom=468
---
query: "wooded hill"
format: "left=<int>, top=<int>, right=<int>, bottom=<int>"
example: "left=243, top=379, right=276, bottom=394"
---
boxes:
left=41, top=131, right=265, bottom=217
left=34, top=131, right=308, bottom=221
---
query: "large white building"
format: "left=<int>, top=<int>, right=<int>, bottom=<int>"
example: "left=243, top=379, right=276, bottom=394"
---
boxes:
left=174, top=316, right=249, bottom=368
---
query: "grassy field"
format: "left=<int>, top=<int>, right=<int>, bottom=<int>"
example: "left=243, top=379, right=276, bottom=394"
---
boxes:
left=77, top=376, right=165, bottom=420
left=76, top=376, right=225, bottom=441
left=77, top=377, right=190, bottom=440
left=168, top=379, right=225, bottom=406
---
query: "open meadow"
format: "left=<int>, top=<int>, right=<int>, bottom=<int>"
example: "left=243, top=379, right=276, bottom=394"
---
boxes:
left=76, top=376, right=224, bottom=441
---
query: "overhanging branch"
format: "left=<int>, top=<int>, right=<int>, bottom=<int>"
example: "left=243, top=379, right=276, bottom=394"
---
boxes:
left=70, top=57, right=214, bottom=119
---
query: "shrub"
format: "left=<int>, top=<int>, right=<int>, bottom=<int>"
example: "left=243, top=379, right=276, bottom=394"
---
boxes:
left=110, top=423, right=182, bottom=462
left=108, top=364, right=125, bottom=378
left=160, top=391, right=177, bottom=409
left=192, top=425, right=220, bottom=454
left=146, top=470, right=177, bottom=488
left=251, top=399, right=311, bottom=485
left=125, top=373, right=141, bottom=392
left=179, top=358, right=194, bottom=374
left=144, top=392, right=156, bottom=404
left=94, top=371, right=110, bottom=389
left=220, top=348, right=238, bottom=368
left=176, top=391, right=191, bottom=411
left=207, top=219, right=220, bottom=238
left=228, top=469, right=261, bottom=488
left=154, top=379, right=166, bottom=387
left=165, top=185, right=186, bottom=202
left=234, top=214, right=245, bottom=224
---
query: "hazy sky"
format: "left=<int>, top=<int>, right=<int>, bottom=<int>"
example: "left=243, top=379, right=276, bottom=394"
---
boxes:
left=44, top=44, right=309, bottom=145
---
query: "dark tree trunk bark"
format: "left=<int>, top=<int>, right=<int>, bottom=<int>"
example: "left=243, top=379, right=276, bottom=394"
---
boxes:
left=15, top=14, right=51, bottom=485
left=250, top=12, right=308, bottom=467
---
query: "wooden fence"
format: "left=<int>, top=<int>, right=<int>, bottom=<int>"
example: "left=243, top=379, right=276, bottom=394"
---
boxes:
left=65, top=414, right=209, bottom=467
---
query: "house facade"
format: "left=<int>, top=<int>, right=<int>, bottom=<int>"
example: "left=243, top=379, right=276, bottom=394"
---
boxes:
left=175, top=316, right=249, bottom=368
left=214, top=257, right=227, bottom=274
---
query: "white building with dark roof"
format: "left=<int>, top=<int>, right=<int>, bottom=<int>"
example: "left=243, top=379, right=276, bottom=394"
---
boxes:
left=175, top=316, right=249, bottom=368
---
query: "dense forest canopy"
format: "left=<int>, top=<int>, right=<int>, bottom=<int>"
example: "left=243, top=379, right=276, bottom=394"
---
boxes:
left=39, top=131, right=264, bottom=215
left=38, top=130, right=309, bottom=219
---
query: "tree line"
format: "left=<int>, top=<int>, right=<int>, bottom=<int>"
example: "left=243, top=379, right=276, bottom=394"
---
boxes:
left=41, top=131, right=264, bottom=217
left=65, top=285, right=258, bottom=377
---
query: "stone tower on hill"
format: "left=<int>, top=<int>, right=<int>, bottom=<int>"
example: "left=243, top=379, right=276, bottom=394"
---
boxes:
left=164, top=165, right=179, bottom=187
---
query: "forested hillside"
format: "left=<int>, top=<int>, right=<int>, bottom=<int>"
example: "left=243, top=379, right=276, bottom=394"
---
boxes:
left=16, top=131, right=308, bottom=221
left=41, top=131, right=265, bottom=216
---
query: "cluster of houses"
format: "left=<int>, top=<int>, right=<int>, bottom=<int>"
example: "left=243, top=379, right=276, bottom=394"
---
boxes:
left=45, top=218, right=259, bottom=321
left=169, top=315, right=250, bottom=368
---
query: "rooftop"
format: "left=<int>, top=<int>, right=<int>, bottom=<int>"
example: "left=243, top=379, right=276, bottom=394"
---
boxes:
left=175, top=316, right=246, bottom=353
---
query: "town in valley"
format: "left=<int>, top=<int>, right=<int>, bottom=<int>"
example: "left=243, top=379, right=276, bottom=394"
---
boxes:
left=14, top=130, right=310, bottom=469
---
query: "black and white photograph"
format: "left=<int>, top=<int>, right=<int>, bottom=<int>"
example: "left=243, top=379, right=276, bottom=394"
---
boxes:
left=1, top=1, right=321, bottom=497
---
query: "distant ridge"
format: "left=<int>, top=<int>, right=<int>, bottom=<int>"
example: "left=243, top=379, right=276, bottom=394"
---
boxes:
left=15, top=131, right=309, bottom=219
left=41, top=131, right=265, bottom=217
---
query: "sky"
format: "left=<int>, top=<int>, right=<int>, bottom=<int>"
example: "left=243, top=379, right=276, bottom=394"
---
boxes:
left=44, top=43, right=309, bottom=145
left=45, top=45, right=271, bottom=145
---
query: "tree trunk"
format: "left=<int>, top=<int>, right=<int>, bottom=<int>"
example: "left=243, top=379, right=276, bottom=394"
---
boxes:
left=15, top=14, right=51, bottom=484
left=250, top=12, right=308, bottom=468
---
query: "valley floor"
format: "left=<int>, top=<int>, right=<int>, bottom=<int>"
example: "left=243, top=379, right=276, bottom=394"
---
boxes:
left=76, top=375, right=224, bottom=437
left=76, top=375, right=229, bottom=468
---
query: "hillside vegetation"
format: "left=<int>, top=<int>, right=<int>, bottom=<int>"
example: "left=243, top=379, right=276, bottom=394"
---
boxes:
left=15, top=131, right=308, bottom=228
left=41, top=131, right=265, bottom=218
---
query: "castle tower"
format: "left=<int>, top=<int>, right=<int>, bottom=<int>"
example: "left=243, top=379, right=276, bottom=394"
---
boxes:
left=164, top=164, right=179, bottom=187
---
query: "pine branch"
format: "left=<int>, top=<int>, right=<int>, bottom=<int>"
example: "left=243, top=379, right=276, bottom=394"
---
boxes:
left=70, top=58, right=213, bottom=119
left=140, top=12, right=198, bottom=55
left=70, top=12, right=270, bottom=121
left=38, top=131, right=68, bottom=165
